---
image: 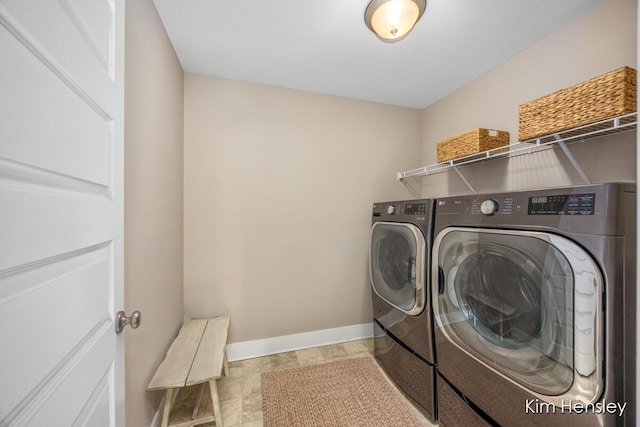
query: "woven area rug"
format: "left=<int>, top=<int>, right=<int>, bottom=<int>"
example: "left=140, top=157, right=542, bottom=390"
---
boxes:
left=261, top=356, right=424, bottom=427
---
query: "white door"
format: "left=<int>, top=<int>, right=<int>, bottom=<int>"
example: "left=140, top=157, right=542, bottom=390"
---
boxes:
left=0, top=0, right=125, bottom=425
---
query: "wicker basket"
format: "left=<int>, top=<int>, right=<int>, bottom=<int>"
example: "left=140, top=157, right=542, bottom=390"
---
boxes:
left=519, top=66, right=637, bottom=141
left=437, top=128, right=510, bottom=163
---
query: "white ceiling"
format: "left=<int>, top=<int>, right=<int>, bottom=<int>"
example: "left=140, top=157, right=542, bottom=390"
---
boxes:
left=153, top=0, right=605, bottom=109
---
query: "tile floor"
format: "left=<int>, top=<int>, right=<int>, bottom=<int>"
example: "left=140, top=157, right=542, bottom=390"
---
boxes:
left=169, top=338, right=433, bottom=427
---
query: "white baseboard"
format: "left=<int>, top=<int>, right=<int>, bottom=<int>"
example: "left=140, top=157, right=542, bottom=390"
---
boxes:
left=226, top=322, right=374, bottom=362
left=150, top=406, right=161, bottom=427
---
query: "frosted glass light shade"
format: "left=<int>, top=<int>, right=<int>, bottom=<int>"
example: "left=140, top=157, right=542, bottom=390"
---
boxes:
left=365, top=0, right=426, bottom=42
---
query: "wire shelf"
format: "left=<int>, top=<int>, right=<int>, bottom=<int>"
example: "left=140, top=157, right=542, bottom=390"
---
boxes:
left=398, top=112, right=637, bottom=181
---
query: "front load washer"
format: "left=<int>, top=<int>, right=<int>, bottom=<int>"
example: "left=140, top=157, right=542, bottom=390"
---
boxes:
left=432, top=183, right=635, bottom=426
left=370, top=199, right=437, bottom=421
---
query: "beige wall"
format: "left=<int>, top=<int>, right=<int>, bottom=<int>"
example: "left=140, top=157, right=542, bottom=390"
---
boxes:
left=419, top=0, right=637, bottom=197
left=124, top=0, right=184, bottom=426
left=184, top=74, right=420, bottom=343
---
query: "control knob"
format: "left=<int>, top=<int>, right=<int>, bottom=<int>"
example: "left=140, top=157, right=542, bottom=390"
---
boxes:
left=480, top=199, right=499, bottom=216
left=387, top=205, right=396, bottom=215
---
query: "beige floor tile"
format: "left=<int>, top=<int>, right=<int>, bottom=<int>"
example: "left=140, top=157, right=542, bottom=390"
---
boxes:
left=242, top=420, right=264, bottom=427
left=242, top=356, right=272, bottom=374
left=229, top=360, right=243, bottom=370
left=218, top=375, right=243, bottom=401
left=318, top=343, right=349, bottom=360
left=242, top=393, right=263, bottom=423
left=242, top=372, right=262, bottom=398
left=227, top=365, right=243, bottom=378
left=269, top=351, right=299, bottom=371
left=363, top=338, right=375, bottom=351
left=220, top=397, right=243, bottom=426
left=342, top=339, right=372, bottom=355
left=294, top=347, right=325, bottom=366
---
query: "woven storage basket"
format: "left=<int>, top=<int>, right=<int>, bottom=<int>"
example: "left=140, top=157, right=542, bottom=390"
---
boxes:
left=519, top=66, right=637, bottom=141
left=437, top=128, right=510, bottom=163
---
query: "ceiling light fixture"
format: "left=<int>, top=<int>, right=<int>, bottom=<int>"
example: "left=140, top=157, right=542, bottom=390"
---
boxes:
left=365, top=0, right=426, bottom=43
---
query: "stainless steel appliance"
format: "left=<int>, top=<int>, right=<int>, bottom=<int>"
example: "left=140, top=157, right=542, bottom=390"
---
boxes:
left=432, top=183, right=635, bottom=426
left=370, top=199, right=437, bottom=421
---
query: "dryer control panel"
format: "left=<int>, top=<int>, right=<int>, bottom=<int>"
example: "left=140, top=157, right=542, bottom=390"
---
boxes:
left=469, top=197, right=516, bottom=216
left=433, top=183, right=629, bottom=236
left=528, top=192, right=595, bottom=215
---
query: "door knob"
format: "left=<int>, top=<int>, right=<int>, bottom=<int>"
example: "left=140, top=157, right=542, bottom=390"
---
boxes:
left=115, top=310, right=142, bottom=333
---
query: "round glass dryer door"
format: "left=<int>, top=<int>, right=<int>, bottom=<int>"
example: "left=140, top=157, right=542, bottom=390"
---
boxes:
left=433, top=228, right=604, bottom=403
left=370, top=222, right=426, bottom=315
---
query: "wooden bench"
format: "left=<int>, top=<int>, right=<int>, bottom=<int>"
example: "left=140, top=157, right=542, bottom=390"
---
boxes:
left=148, top=315, right=230, bottom=427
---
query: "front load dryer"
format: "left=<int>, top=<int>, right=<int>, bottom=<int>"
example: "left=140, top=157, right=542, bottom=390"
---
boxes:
left=370, top=199, right=437, bottom=421
left=431, top=183, right=635, bottom=426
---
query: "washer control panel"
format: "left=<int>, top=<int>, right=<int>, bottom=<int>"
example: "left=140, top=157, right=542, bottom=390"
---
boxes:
left=405, top=203, right=427, bottom=215
left=372, top=201, right=430, bottom=220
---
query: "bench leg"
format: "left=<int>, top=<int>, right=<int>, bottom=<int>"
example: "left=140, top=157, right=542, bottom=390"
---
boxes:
left=161, top=388, right=175, bottom=427
left=223, top=350, right=230, bottom=377
left=192, top=383, right=206, bottom=420
left=208, top=380, right=223, bottom=427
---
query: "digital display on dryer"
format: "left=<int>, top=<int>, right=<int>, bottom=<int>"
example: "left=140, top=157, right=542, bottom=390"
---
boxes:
left=528, top=193, right=595, bottom=215
left=405, top=203, right=427, bottom=215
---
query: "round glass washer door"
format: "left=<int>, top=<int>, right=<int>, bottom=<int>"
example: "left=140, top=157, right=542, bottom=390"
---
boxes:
left=370, top=222, right=426, bottom=315
left=433, top=227, right=603, bottom=403
left=454, top=245, right=546, bottom=351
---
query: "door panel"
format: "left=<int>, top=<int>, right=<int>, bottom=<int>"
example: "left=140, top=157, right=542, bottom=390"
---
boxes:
left=0, top=22, right=112, bottom=186
left=0, top=247, right=111, bottom=417
left=16, top=330, right=115, bottom=427
left=0, top=0, right=123, bottom=425
left=0, top=191, right=113, bottom=271
left=0, top=0, right=116, bottom=111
